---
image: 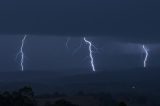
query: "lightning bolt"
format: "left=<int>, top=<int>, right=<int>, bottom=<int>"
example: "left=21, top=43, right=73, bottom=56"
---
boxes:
left=142, top=45, right=148, bottom=68
left=17, top=35, right=27, bottom=71
left=66, top=37, right=71, bottom=49
left=83, top=37, right=96, bottom=72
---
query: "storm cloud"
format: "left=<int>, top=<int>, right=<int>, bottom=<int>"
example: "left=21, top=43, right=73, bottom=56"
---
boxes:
left=0, top=0, right=160, bottom=43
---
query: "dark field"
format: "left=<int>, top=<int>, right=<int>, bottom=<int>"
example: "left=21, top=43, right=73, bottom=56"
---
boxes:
left=0, top=68, right=159, bottom=105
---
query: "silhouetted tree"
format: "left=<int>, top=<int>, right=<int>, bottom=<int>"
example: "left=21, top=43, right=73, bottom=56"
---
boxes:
left=0, top=86, right=37, bottom=106
left=19, top=86, right=34, bottom=97
left=0, top=91, right=13, bottom=106
left=17, top=86, right=37, bottom=106
left=53, top=99, right=79, bottom=106
left=119, top=101, right=127, bottom=106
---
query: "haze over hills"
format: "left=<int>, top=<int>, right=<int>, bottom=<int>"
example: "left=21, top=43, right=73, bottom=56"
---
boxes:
left=0, top=67, right=159, bottom=95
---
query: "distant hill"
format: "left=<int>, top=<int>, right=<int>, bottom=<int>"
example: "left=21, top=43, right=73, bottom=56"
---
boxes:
left=0, top=67, right=160, bottom=95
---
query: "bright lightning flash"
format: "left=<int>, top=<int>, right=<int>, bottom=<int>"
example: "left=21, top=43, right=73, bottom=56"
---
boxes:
left=17, top=35, right=27, bottom=71
left=83, top=37, right=96, bottom=72
left=142, top=45, right=148, bottom=68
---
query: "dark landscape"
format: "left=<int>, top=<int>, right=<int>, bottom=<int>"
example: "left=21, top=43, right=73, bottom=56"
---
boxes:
left=0, top=0, right=160, bottom=105
left=0, top=68, right=159, bottom=106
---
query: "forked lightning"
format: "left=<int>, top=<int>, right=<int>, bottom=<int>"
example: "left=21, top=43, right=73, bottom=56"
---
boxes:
left=84, top=37, right=96, bottom=72
left=17, top=35, right=27, bottom=71
left=142, top=45, right=148, bottom=68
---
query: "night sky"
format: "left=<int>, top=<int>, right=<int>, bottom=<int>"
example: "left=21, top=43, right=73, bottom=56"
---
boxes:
left=0, top=35, right=160, bottom=72
left=0, top=0, right=160, bottom=71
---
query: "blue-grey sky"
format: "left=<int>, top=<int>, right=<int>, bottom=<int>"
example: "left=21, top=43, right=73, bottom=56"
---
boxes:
left=0, top=0, right=159, bottom=43
left=0, top=0, right=160, bottom=71
left=0, top=35, right=160, bottom=72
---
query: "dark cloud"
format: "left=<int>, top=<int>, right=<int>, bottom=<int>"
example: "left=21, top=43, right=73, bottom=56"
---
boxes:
left=0, top=0, right=160, bottom=43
